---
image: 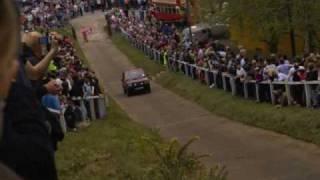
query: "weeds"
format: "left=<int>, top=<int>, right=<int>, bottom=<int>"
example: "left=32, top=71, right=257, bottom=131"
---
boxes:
left=143, top=136, right=228, bottom=180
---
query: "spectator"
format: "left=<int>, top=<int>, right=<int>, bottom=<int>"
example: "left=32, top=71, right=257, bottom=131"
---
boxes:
left=0, top=12, right=66, bottom=180
left=0, top=0, right=22, bottom=179
left=64, top=99, right=81, bottom=131
left=277, top=58, right=291, bottom=75
left=306, top=63, right=319, bottom=107
left=109, top=7, right=320, bottom=107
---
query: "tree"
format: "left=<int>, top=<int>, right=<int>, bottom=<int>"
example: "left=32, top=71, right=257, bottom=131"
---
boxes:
left=200, top=0, right=228, bottom=25
left=201, top=0, right=320, bottom=54
left=293, top=0, right=320, bottom=53
left=224, top=0, right=288, bottom=53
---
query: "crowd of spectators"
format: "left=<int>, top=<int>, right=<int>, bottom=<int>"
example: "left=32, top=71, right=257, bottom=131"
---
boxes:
left=19, top=0, right=115, bottom=31
left=19, top=0, right=103, bottom=132
left=109, top=7, right=320, bottom=107
left=0, top=0, right=106, bottom=180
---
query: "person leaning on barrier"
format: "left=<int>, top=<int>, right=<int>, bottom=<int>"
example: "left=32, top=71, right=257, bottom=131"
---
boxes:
left=0, top=15, right=60, bottom=180
left=306, top=62, right=320, bottom=107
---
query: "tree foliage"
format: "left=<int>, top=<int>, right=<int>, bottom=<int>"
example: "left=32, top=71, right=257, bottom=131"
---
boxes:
left=202, top=0, right=320, bottom=54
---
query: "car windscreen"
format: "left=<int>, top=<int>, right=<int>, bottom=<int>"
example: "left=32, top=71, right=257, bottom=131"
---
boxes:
left=126, top=70, right=146, bottom=80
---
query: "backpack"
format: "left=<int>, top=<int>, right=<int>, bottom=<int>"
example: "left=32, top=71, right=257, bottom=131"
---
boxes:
left=44, top=108, right=64, bottom=151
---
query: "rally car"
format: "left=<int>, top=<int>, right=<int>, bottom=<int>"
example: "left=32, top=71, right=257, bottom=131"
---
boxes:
left=122, top=68, right=151, bottom=96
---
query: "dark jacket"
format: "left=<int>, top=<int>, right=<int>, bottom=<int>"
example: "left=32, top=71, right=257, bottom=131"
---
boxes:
left=307, top=70, right=318, bottom=90
left=0, top=82, right=58, bottom=180
left=0, top=163, right=21, bottom=180
left=306, top=70, right=318, bottom=81
left=0, top=49, right=58, bottom=180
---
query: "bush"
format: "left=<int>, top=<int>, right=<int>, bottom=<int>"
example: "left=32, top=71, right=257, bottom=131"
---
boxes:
left=143, top=136, right=228, bottom=180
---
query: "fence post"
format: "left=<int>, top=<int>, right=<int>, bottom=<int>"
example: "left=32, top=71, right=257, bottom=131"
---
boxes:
left=184, top=63, right=188, bottom=76
left=146, top=46, right=150, bottom=57
left=97, top=96, right=107, bottom=119
left=147, top=45, right=149, bottom=56
left=149, top=46, right=152, bottom=58
left=269, top=82, right=275, bottom=104
left=152, top=49, right=156, bottom=60
left=244, top=82, right=249, bottom=99
left=222, top=73, right=227, bottom=91
left=213, top=72, right=217, bottom=86
left=191, top=66, right=196, bottom=79
left=284, top=82, right=292, bottom=106
left=304, top=82, right=312, bottom=108
left=230, top=76, right=236, bottom=96
left=89, top=98, right=96, bottom=120
left=204, top=69, right=210, bottom=86
left=167, top=57, right=172, bottom=70
left=156, top=51, right=160, bottom=63
left=255, top=83, right=260, bottom=102
left=149, top=48, right=152, bottom=59
left=167, top=57, right=172, bottom=71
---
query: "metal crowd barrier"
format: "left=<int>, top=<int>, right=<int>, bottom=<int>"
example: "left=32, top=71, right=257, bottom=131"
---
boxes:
left=72, top=95, right=108, bottom=121
left=118, top=29, right=320, bottom=108
left=45, top=95, right=107, bottom=135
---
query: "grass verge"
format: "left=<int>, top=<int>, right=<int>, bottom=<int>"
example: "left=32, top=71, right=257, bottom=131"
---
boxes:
left=56, top=98, right=162, bottom=180
left=111, top=33, right=320, bottom=145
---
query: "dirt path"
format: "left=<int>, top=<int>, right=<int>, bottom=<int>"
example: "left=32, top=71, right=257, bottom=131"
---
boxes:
left=72, top=13, right=320, bottom=180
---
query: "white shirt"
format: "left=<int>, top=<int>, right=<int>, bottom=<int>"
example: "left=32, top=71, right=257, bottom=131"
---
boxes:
left=288, top=67, right=296, bottom=81
left=240, top=58, right=246, bottom=67
left=27, top=14, right=33, bottom=22
left=277, top=73, right=288, bottom=81
left=198, top=49, right=204, bottom=59
left=236, top=67, right=247, bottom=77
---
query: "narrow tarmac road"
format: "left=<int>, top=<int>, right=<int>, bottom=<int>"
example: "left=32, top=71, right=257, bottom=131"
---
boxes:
left=72, top=13, right=320, bottom=180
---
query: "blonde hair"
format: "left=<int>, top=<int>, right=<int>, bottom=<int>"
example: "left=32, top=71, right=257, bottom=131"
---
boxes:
left=22, top=31, right=43, bottom=47
left=0, top=0, right=18, bottom=78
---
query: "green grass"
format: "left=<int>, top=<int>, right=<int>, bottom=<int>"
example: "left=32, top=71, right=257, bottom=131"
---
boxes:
left=111, top=33, right=320, bottom=145
left=56, top=97, right=221, bottom=180
left=56, top=98, right=162, bottom=180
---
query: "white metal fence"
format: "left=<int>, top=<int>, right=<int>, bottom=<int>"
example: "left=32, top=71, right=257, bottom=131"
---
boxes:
left=119, top=28, right=320, bottom=108
left=48, top=95, right=108, bottom=133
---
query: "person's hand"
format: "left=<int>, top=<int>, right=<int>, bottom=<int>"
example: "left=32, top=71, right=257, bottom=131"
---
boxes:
left=49, top=32, right=63, bottom=52
left=50, top=32, right=63, bottom=40
left=44, top=80, right=62, bottom=95
left=50, top=39, right=59, bottom=53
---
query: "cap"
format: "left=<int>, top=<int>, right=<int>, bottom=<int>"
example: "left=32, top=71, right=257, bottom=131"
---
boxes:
left=298, top=66, right=305, bottom=71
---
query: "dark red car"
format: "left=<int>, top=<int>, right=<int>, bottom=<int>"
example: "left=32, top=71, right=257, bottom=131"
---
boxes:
left=122, top=68, right=151, bottom=96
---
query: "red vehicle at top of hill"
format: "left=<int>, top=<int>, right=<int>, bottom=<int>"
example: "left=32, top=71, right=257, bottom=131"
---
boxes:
left=150, top=0, right=186, bottom=22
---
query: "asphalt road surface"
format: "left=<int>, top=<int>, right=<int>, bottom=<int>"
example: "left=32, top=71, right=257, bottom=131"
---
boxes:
left=72, top=13, right=320, bottom=180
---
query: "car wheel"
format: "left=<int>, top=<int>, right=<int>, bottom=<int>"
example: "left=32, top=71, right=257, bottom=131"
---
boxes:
left=126, top=89, right=132, bottom=97
left=146, top=85, right=151, bottom=93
